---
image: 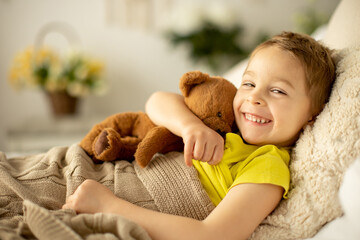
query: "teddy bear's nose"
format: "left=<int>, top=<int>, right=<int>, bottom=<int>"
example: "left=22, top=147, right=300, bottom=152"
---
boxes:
left=216, top=130, right=226, bottom=138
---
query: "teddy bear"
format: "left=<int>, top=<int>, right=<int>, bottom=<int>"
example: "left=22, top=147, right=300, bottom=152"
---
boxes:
left=80, top=71, right=237, bottom=168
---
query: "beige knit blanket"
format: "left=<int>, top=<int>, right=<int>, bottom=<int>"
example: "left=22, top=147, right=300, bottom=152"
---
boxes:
left=0, top=145, right=214, bottom=240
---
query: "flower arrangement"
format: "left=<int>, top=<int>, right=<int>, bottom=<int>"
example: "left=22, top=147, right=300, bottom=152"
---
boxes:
left=8, top=46, right=106, bottom=98
left=165, top=3, right=248, bottom=74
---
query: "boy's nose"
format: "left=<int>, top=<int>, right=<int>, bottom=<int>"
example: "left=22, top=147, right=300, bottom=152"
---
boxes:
left=247, top=93, right=265, bottom=105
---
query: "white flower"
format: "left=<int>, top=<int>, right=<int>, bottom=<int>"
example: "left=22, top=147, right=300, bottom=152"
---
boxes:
left=67, top=82, right=90, bottom=97
left=92, top=79, right=108, bottom=96
left=75, top=65, right=89, bottom=81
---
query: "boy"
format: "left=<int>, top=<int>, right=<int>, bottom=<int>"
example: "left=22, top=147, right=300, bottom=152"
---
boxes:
left=63, top=32, right=335, bottom=240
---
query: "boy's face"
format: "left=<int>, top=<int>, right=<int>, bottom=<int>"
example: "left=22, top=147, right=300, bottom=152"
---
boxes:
left=233, top=46, right=313, bottom=147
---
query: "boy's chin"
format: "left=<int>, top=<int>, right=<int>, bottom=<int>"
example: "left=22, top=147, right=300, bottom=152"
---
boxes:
left=241, top=135, right=266, bottom=146
left=241, top=131, right=299, bottom=147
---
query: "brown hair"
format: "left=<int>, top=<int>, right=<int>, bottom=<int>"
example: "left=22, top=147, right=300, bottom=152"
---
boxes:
left=250, top=31, right=336, bottom=116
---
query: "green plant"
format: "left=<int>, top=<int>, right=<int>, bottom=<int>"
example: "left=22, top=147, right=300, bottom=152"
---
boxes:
left=167, top=21, right=247, bottom=73
left=165, top=3, right=249, bottom=74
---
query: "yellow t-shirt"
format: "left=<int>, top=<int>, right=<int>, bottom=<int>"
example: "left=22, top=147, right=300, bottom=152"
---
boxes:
left=192, top=133, right=290, bottom=206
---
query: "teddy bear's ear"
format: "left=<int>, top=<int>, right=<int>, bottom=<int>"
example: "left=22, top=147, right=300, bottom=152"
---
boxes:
left=179, top=71, right=210, bottom=97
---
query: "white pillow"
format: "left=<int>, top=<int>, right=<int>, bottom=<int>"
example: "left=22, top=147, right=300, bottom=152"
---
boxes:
left=324, top=0, right=360, bottom=49
left=308, top=157, right=360, bottom=239
left=249, top=46, right=360, bottom=239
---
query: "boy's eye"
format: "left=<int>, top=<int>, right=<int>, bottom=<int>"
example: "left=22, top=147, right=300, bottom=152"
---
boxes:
left=271, top=89, right=287, bottom=95
left=242, top=82, right=255, bottom=88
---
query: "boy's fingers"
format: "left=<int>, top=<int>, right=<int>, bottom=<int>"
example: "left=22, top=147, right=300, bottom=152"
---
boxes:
left=186, top=159, right=193, bottom=167
left=62, top=203, right=72, bottom=209
left=200, top=143, right=213, bottom=163
left=62, top=200, right=72, bottom=209
left=214, top=145, right=224, bottom=162
left=62, top=193, right=75, bottom=209
left=65, top=194, right=73, bottom=203
left=184, top=141, right=194, bottom=167
left=208, top=145, right=224, bottom=165
left=193, top=140, right=204, bottom=161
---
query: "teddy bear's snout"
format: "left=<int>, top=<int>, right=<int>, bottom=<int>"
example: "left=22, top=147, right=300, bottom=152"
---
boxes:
left=203, top=117, right=232, bottom=137
left=216, top=129, right=227, bottom=138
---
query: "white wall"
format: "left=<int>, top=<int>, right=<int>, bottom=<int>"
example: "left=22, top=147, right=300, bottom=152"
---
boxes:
left=0, top=0, right=340, bottom=152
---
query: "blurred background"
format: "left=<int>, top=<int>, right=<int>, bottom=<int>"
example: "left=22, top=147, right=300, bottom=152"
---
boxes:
left=0, top=0, right=340, bottom=154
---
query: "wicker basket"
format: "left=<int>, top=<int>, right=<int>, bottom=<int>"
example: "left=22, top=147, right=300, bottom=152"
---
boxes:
left=34, top=22, right=81, bottom=117
left=46, top=91, right=78, bottom=116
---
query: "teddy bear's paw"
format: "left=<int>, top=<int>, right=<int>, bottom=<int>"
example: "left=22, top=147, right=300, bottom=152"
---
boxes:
left=94, top=130, right=110, bottom=155
left=92, top=128, right=123, bottom=161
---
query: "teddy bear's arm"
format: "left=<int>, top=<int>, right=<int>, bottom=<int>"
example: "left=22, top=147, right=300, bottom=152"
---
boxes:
left=134, top=126, right=183, bottom=168
left=80, top=112, right=155, bottom=161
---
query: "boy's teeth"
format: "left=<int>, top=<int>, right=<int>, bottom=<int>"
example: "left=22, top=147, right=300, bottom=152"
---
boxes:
left=245, top=114, right=270, bottom=124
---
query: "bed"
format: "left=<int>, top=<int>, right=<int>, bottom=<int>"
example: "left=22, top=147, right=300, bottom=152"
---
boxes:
left=1, top=0, right=360, bottom=239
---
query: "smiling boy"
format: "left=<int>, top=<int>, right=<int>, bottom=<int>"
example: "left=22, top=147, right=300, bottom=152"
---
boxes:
left=235, top=45, right=313, bottom=147
left=63, top=32, right=335, bottom=240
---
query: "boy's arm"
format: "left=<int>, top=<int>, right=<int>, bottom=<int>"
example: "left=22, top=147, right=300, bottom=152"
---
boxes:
left=145, top=91, right=196, bottom=137
left=145, top=91, right=224, bottom=166
left=63, top=179, right=283, bottom=240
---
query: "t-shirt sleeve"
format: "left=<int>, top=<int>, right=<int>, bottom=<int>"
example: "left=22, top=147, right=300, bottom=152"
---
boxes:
left=230, top=150, right=290, bottom=199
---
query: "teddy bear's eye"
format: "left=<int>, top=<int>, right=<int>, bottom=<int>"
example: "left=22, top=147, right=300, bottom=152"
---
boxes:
left=217, top=112, right=222, bottom=118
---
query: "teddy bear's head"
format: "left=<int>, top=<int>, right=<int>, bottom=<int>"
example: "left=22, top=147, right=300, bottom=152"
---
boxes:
left=179, top=71, right=238, bottom=137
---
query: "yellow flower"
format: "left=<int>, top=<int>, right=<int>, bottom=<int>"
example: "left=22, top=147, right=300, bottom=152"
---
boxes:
left=8, top=47, right=34, bottom=90
left=8, top=46, right=106, bottom=98
left=88, top=60, right=104, bottom=75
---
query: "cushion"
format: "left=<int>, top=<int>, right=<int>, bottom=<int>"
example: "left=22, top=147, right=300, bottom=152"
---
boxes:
left=249, top=46, right=360, bottom=239
left=309, top=157, right=360, bottom=239
left=324, top=0, right=360, bottom=49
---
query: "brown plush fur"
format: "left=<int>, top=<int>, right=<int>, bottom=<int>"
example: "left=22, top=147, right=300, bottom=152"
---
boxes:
left=80, top=71, right=237, bottom=168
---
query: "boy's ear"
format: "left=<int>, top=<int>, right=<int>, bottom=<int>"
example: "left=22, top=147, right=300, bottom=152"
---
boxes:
left=307, top=116, right=316, bottom=126
left=302, top=117, right=315, bottom=131
left=307, top=103, right=326, bottom=127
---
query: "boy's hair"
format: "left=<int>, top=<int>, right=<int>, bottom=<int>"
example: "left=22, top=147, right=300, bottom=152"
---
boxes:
left=250, top=31, right=336, bottom=116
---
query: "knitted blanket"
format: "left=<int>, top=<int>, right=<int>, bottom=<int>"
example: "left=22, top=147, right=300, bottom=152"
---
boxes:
left=0, top=145, right=214, bottom=240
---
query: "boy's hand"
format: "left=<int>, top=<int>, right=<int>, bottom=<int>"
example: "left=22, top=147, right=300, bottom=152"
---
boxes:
left=62, top=179, right=118, bottom=214
left=182, top=123, right=224, bottom=167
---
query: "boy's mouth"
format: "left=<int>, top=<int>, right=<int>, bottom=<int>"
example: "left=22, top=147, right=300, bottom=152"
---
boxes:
left=244, top=113, right=271, bottom=124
